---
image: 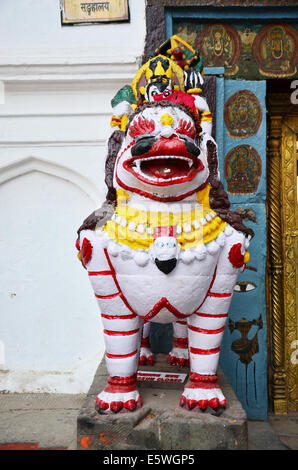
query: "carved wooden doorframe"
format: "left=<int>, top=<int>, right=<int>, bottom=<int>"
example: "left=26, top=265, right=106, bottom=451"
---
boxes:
left=267, top=93, right=298, bottom=414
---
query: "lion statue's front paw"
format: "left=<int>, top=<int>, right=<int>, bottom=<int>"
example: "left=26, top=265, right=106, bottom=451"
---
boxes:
left=139, top=347, right=155, bottom=366
left=180, top=374, right=226, bottom=412
left=95, top=376, right=142, bottom=414
left=168, top=347, right=189, bottom=367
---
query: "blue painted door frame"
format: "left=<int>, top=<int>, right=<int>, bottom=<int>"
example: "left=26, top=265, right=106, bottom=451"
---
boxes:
left=217, top=78, right=267, bottom=420
left=165, top=5, right=298, bottom=35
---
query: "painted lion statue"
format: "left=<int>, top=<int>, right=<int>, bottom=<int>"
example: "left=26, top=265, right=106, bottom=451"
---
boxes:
left=76, top=36, right=253, bottom=414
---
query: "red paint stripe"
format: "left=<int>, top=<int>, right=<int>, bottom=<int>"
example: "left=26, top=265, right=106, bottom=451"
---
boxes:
left=116, top=141, right=135, bottom=167
left=0, top=443, right=39, bottom=450
left=88, top=270, right=112, bottom=276
left=104, top=375, right=138, bottom=393
left=116, top=173, right=208, bottom=203
left=141, top=337, right=150, bottom=347
left=195, top=266, right=217, bottom=313
left=137, top=372, right=161, bottom=377
left=106, top=350, right=138, bottom=359
left=104, top=249, right=136, bottom=315
left=141, top=297, right=189, bottom=321
left=124, top=156, right=205, bottom=187
left=195, top=312, right=228, bottom=318
left=208, top=292, right=232, bottom=298
left=95, top=292, right=120, bottom=299
left=101, top=313, right=137, bottom=320
left=173, top=337, right=188, bottom=349
left=188, top=325, right=225, bottom=334
left=104, top=384, right=137, bottom=394
left=119, top=293, right=138, bottom=314
left=177, top=320, right=187, bottom=325
left=0, top=443, right=66, bottom=450
left=108, top=374, right=137, bottom=385
left=186, top=382, right=220, bottom=390
left=104, top=328, right=139, bottom=336
left=190, top=372, right=218, bottom=382
left=190, top=347, right=220, bottom=355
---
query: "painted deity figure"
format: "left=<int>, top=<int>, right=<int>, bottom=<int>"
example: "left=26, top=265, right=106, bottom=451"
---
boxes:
left=76, top=36, right=253, bottom=414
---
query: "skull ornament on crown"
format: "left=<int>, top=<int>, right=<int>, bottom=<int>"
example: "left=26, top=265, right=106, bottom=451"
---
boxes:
left=76, top=35, right=254, bottom=414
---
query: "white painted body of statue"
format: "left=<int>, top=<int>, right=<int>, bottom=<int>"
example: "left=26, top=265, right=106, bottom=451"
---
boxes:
left=77, top=101, right=251, bottom=414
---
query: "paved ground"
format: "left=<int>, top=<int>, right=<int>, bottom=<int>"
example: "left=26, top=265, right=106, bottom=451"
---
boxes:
left=0, top=393, right=85, bottom=450
left=0, top=393, right=297, bottom=450
left=247, top=417, right=297, bottom=450
left=268, top=413, right=298, bottom=450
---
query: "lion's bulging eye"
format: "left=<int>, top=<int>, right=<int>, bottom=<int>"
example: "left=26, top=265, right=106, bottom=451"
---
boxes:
left=234, top=282, right=257, bottom=293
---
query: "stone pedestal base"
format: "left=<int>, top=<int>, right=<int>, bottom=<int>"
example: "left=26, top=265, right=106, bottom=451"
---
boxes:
left=77, top=354, right=247, bottom=450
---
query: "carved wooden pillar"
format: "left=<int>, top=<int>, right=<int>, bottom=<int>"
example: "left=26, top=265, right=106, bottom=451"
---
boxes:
left=267, top=114, right=287, bottom=414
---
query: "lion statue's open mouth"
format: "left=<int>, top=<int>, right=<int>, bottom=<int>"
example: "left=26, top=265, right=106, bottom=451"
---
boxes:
left=124, top=135, right=204, bottom=186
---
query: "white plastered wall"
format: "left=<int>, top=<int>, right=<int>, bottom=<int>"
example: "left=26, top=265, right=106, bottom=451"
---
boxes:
left=0, top=0, right=146, bottom=392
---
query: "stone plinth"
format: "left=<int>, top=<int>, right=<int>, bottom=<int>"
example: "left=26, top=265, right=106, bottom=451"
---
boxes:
left=77, top=354, right=247, bottom=450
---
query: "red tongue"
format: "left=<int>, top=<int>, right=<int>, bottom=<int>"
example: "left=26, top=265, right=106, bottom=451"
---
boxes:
left=141, top=158, right=190, bottom=179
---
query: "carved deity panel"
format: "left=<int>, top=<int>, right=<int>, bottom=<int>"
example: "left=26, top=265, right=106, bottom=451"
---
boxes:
left=224, top=145, right=262, bottom=195
left=195, top=23, right=241, bottom=76
left=224, top=90, right=262, bottom=139
left=253, top=23, right=297, bottom=78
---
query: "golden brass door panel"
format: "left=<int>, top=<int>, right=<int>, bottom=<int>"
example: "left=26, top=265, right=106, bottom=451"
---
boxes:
left=267, top=93, right=298, bottom=414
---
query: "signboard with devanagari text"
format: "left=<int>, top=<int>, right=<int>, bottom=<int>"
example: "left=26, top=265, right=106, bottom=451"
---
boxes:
left=61, top=0, right=129, bottom=24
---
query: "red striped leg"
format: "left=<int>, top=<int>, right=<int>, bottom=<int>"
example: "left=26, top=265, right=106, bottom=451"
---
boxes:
left=180, top=280, right=235, bottom=411
left=139, top=320, right=155, bottom=366
left=180, top=228, right=248, bottom=412
left=180, top=311, right=226, bottom=412
left=96, top=313, right=142, bottom=414
left=168, top=321, right=189, bottom=367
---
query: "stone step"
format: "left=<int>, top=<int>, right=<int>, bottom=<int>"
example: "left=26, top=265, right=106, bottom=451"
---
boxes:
left=77, top=354, right=248, bottom=450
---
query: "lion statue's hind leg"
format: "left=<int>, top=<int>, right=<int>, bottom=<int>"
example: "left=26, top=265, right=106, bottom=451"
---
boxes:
left=168, top=320, right=189, bottom=368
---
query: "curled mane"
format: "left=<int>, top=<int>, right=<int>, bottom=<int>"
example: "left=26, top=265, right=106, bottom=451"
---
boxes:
left=206, top=140, right=254, bottom=238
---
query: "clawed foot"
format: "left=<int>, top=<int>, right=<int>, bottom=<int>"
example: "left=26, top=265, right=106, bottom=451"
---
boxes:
left=139, top=347, right=155, bottom=366
left=95, top=376, right=142, bottom=414
left=168, top=347, right=189, bottom=368
left=180, top=374, right=226, bottom=412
